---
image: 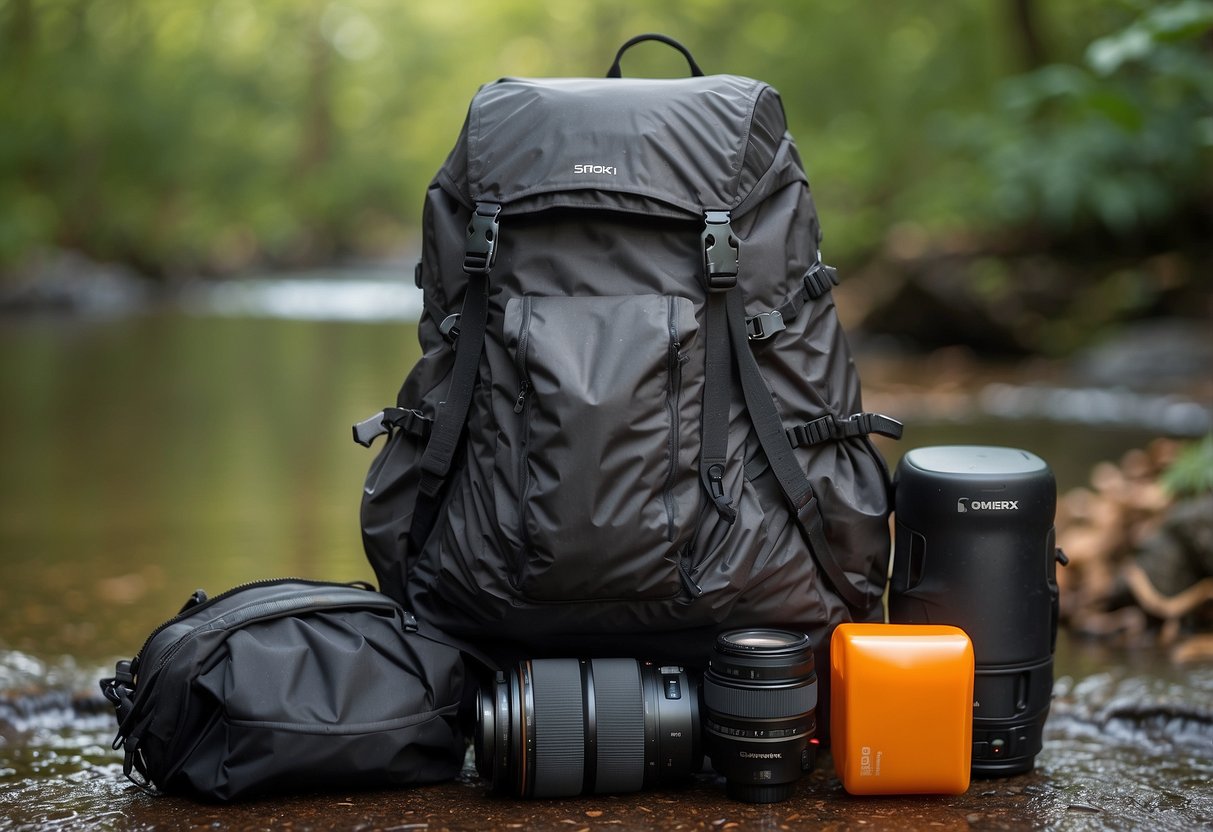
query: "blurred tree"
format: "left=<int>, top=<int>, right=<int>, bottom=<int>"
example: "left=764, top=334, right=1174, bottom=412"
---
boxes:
left=0, top=0, right=1208, bottom=305
left=945, top=0, right=1213, bottom=238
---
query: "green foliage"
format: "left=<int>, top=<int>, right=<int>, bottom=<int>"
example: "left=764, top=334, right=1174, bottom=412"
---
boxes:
left=1161, top=434, right=1213, bottom=497
left=944, top=1, right=1213, bottom=235
left=0, top=0, right=1209, bottom=276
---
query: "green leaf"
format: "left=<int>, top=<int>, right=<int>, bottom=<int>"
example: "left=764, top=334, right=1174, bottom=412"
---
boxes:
left=1161, top=435, right=1213, bottom=497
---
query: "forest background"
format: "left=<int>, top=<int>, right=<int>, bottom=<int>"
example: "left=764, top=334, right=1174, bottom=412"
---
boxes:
left=1, top=0, right=1210, bottom=357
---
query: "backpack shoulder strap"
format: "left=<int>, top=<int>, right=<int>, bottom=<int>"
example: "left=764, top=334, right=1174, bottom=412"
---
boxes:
left=411, top=202, right=501, bottom=550
left=724, top=282, right=872, bottom=613
left=698, top=211, right=739, bottom=526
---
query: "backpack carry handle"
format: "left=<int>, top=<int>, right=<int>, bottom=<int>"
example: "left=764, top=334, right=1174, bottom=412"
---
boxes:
left=606, top=33, right=705, bottom=78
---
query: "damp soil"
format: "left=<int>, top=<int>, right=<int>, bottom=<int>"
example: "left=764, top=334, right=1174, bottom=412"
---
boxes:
left=2, top=635, right=1210, bottom=832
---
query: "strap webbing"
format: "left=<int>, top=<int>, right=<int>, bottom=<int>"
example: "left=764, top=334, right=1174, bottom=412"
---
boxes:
left=353, top=407, right=434, bottom=448
left=410, top=202, right=500, bottom=551
left=698, top=211, right=740, bottom=522
left=417, top=271, right=489, bottom=499
left=787, top=412, right=904, bottom=448
left=745, top=262, right=838, bottom=341
left=699, top=291, right=736, bottom=522
left=724, top=289, right=870, bottom=611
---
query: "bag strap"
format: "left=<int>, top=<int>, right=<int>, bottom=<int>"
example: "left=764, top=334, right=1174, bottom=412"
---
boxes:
left=787, top=412, right=904, bottom=447
left=411, top=202, right=501, bottom=551
left=606, top=33, right=705, bottom=78
left=723, top=288, right=872, bottom=612
left=745, top=262, right=839, bottom=341
left=698, top=212, right=739, bottom=523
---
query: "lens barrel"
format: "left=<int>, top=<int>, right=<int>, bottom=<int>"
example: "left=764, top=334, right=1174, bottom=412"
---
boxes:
left=475, top=658, right=700, bottom=798
left=890, top=446, right=1061, bottom=776
left=702, top=629, right=817, bottom=803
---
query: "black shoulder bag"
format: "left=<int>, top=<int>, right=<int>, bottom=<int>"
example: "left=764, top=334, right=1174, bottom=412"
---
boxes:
left=100, top=579, right=467, bottom=801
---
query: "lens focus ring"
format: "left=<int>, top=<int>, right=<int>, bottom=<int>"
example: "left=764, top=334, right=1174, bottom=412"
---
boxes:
left=530, top=659, right=585, bottom=798
left=702, top=677, right=817, bottom=720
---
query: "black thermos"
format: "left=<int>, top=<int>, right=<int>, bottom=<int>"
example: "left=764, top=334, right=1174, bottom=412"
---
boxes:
left=890, top=445, right=1064, bottom=776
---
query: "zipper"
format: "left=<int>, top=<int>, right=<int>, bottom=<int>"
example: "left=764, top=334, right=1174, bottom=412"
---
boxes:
left=129, top=578, right=379, bottom=679
left=514, top=296, right=534, bottom=581
left=513, top=296, right=533, bottom=413
left=662, top=296, right=684, bottom=541
left=678, top=546, right=704, bottom=598
left=138, top=588, right=400, bottom=699
left=113, top=580, right=393, bottom=751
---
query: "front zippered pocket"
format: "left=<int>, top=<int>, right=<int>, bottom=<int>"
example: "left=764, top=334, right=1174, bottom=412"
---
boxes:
left=503, top=294, right=700, bottom=602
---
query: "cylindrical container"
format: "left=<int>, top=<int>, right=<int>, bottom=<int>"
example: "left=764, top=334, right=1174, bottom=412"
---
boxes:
left=475, top=658, right=701, bottom=798
left=889, top=445, right=1062, bottom=776
left=702, top=629, right=817, bottom=803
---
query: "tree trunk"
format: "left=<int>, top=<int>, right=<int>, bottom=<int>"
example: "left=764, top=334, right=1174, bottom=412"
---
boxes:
left=1008, top=0, right=1048, bottom=70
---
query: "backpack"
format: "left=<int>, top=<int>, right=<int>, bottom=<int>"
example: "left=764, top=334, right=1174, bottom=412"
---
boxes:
left=355, top=34, right=901, bottom=671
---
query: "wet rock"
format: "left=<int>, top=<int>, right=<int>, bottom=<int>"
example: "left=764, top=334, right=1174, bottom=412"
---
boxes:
left=0, top=249, right=155, bottom=318
left=1057, top=442, right=1213, bottom=659
left=1072, top=319, right=1213, bottom=392
left=0, top=688, right=111, bottom=733
left=1134, top=495, right=1213, bottom=597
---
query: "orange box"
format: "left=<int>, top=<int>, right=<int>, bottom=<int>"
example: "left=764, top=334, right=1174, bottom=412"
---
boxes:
left=831, top=623, right=973, bottom=795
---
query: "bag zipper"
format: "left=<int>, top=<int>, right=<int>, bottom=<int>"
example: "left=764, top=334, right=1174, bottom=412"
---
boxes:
left=513, top=297, right=534, bottom=583
left=129, top=578, right=377, bottom=679
left=513, top=296, right=533, bottom=414
left=140, top=585, right=396, bottom=688
left=662, top=296, right=685, bottom=542
left=111, top=579, right=388, bottom=752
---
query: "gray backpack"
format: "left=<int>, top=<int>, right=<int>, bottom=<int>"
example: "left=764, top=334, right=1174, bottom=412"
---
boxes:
left=355, top=35, right=901, bottom=669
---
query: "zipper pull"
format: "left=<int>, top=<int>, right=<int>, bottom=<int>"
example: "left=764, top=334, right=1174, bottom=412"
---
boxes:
left=678, top=557, right=704, bottom=598
left=514, top=380, right=531, bottom=414
left=177, top=589, right=207, bottom=615
left=707, top=464, right=737, bottom=524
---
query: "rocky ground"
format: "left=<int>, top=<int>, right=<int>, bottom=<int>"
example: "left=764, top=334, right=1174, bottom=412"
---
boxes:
left=1056, top=439, right=1213, bottom=662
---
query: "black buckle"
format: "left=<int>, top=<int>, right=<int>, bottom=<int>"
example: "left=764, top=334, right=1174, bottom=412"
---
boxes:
left=804, top=262, right=839, bottom=299
left=385, top=407, right=433, bottom=440
left=463, top=203, right=502, bottom=275
left=702, top=211, right=738, bottom=292
left=787, top=412, right=905, bottom=447
left=746, top=310, right=785, bottom=340
left=353, top=408, right=434, bottom=448
left=439, top=313, right=461, bottom=343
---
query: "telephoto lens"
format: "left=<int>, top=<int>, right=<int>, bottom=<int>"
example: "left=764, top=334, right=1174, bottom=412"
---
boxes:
left=702, top=629, right=817, bottom=803
left=890, top=446, right=1065, bottom=777
left=475, top=658, right=701, bottom=798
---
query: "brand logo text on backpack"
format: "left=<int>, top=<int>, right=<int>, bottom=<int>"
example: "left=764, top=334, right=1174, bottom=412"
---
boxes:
left=573, top=163, right=617, bottom=175
left=957, top=497, right=1019, bottom=513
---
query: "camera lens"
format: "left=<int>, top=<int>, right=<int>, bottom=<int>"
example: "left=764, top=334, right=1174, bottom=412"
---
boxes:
left=475, top=658, right=700, bottom=798
left=702, top=628, right=817, bottom=803
left=890, top=446, right=1060, bottom=776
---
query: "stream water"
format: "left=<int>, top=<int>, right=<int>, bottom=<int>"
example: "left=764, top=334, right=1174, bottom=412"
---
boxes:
left=1, top=285, right=1210, bottom=830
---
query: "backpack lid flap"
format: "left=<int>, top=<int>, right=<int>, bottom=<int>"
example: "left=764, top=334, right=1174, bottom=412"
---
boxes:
left=441, top=75, right=792, bottom=217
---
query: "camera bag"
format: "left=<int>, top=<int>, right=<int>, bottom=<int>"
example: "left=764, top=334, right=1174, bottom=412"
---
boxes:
left=99, top=579, right=466, bottom=801
left=354, top=34, right=901, bottom=672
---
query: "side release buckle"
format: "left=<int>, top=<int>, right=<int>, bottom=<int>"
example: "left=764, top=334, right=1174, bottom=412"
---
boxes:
left=702, top=211, right=739, bottom=292
left=463, top=203, right=502, bottom=275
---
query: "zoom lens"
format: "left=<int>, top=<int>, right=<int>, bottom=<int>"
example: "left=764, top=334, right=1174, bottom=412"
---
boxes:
left=475, top=658, right=700, bottom=798
left=890, top=446, right=1061, bottom=776
left=702, top=629, right=816, bottom=803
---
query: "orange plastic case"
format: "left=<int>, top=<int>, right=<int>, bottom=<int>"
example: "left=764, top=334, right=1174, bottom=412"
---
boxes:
left=831, top=623, right=974, bottom=795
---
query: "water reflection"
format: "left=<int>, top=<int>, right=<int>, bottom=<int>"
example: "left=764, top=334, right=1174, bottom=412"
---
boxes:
left=0, top=315, right=419, bottom=660
left=1, top=309, right=1209, bottom=829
